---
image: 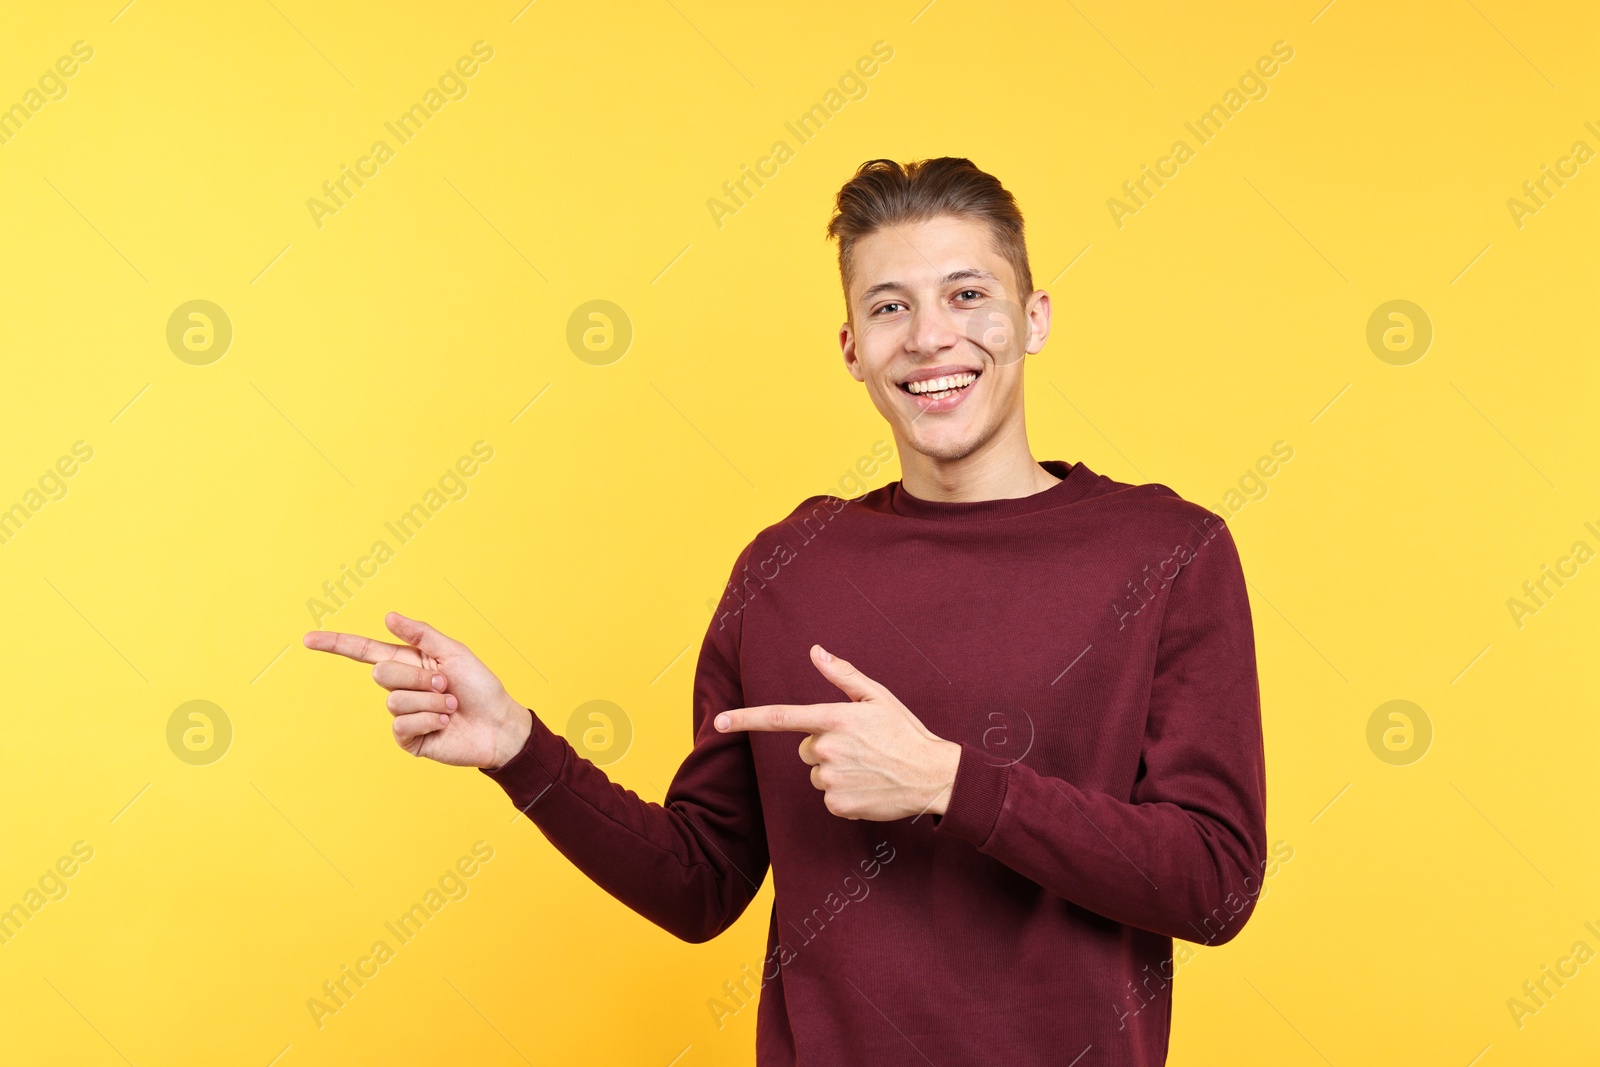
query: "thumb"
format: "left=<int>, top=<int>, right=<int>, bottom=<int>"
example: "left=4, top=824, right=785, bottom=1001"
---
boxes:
left=810, top=644, right=883, bottom=702
left=386, top=612, right=453, bottom=658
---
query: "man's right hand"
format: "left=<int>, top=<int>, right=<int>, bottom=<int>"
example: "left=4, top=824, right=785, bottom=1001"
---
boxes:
left=304, top=612, right=533, bottom=770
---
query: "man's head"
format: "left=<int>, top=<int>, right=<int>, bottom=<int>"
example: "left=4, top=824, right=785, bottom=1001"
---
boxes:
left=828, top=158, right=1050, bottom=467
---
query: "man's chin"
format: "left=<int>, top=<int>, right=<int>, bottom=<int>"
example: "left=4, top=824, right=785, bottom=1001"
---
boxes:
left=900, top=425, right=984, bottom=464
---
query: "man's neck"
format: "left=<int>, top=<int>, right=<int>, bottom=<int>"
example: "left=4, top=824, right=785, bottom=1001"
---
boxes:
left=896, top=429, right=1062, bottom=503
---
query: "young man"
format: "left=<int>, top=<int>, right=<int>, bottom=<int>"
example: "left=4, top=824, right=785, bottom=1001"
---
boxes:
left=306, top=157, right=1268, bottom=1066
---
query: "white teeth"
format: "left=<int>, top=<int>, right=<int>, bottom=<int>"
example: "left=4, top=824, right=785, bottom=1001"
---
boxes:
left=905, top=372, right=978, bottom=395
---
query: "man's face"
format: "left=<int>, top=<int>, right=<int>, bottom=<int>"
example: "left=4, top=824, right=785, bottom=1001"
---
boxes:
left=839, top=214, right=1050, bottom=463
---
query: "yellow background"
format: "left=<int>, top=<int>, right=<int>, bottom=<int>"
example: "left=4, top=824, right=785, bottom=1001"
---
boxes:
left=1, top=1, right=1595, bottom=1063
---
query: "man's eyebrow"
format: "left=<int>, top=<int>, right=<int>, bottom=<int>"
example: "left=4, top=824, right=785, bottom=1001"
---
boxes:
left=858, top=268, right=999, bottom=304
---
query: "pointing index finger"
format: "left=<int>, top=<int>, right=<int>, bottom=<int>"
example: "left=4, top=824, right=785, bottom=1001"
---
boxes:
left=715, top=704, right=838, bottom=735
left=303, top=630, right=418, bottom=665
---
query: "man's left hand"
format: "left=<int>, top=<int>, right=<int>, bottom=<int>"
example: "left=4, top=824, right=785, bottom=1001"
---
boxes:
left=715, top=645, right=962, bottom=821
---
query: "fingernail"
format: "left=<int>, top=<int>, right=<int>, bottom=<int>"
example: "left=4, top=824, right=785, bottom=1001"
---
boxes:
left=439, top=713, right=449, bottom=725
left=445, top=696, right=457, bottom=711
left=715, top=714, right=730, bottom=731
left=432, top=674, right=444, bottom=690
left=817, top=645, right=833, bottom=663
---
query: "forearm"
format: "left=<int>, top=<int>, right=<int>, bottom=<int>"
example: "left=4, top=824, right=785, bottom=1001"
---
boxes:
left=483, top=708, right=768, bottom=943
left=934, top=744, right=1266, bottom=943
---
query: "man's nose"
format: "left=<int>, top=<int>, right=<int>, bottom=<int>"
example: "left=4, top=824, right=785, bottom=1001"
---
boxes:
left=907, top=303, right=961, bottom=355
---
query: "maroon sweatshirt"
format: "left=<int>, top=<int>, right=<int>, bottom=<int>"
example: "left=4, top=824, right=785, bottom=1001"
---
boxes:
left=482, top=459, right=1268, bottom=1066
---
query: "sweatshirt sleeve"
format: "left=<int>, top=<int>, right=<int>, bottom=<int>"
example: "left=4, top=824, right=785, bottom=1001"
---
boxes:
left=932, top=517, right=1268, bottom=945
left=479, top=543, right=770, bottom=944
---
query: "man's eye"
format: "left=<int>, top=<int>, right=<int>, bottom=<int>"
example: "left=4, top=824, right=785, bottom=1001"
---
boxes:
left=955, top=289, right=984, bottom=301
left=874, top=302, right=905, bottom=315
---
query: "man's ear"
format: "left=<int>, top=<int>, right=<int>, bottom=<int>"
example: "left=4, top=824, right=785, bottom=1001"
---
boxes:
left=840, top=321, right=866, bottom=382
left=1024, top=290, right=1052, bottom=355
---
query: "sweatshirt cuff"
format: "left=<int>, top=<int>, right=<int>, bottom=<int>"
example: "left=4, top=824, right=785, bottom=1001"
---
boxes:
left=933, top=742, right=1011, bottom=846
left=479, top=710, right=568, bottom=813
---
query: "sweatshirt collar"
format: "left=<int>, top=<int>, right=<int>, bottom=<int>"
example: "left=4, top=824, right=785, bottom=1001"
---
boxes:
left=886, top=459, right=1100, bottom=521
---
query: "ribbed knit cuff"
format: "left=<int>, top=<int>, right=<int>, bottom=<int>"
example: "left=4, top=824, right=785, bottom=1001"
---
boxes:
left=479, top=710, right=568, bottom=813
left=933, top=742, right=1011, bottom=846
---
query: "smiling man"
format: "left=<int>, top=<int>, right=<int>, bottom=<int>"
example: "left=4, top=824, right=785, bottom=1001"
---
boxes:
left=306, top=157, right=1268, bottom=1066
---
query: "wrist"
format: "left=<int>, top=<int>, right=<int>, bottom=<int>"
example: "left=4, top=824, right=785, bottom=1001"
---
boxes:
left=924, top=738, right=962, bottom=816
left=486, top=697, right=533, bottom=771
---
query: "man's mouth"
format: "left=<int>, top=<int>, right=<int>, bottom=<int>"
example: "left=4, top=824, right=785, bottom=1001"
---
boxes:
left=899, top=370, right=980, bottom=402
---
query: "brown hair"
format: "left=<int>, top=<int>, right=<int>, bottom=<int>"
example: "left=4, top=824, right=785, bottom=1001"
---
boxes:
left=826, top=157, right=1034, bottom=316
